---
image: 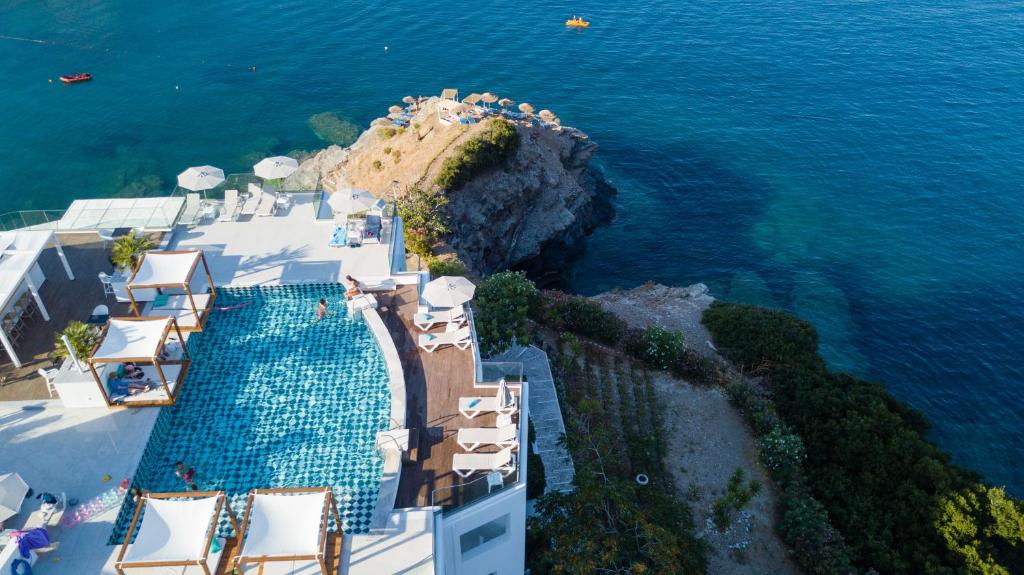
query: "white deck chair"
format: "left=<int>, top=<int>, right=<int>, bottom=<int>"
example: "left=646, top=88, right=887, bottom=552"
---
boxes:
left=255, top=190, right=277, bottom=217
left=239, top=183, right=261, bottom=216
left=457, top=423, right=518, bottom=452
left=417, top=326, right=471, bottom=353
left=413, top=305, right=466, bottom=331
left=179, top=193, right=202, bottom=226
left=453, top=447, right=515, bottom=478
left=460, top=379, right=518, bottom=419
left=218, top=189, right=239, bottom=221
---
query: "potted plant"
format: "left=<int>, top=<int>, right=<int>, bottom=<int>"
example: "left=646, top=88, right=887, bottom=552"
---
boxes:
left=110, top=233, right=155, bottom=272
left=53, top=321, right=100, bottom=364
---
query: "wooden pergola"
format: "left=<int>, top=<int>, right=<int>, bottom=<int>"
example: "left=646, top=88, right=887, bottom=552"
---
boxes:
left=127, top=250, right=216, bottom=332
left=233, top=487, right=342, bottom=575
left=115, top=491, right=238, bottom=575
left=88, top=316, right=191, bottom=407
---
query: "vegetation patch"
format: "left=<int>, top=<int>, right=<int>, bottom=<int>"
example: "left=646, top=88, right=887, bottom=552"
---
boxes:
left=427, top=255, right=466, bottom=279
left=473, top=271, right=537, bottom=356
left=434, top=119, right=519, bottom=191
left=395, top=186, right=449, bottom=258
left=703, top=301, right=1024, bottom=574
left=711, top=468, right=761, bottom=529
left=526, top=337, right=706, bottom=574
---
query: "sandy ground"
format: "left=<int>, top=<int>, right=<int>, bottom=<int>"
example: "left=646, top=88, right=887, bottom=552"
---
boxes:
left=652, top=372, right=799, bottom=574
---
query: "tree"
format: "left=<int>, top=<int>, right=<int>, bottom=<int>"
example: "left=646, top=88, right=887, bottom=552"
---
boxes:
left=110, top=233, right=155, bottom=271
left=473, top=271, right=537, bottom=356
left=53, top=321, right=100, bottom=362
left=395, top=186, right=450, bottom=258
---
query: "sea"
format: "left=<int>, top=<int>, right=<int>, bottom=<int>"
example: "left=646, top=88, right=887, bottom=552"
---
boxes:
left=1, top=1, right=1021, bottom=493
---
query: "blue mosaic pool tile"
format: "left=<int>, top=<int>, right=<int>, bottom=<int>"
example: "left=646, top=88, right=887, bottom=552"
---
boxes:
left=109, top=284, right=390, bottom=542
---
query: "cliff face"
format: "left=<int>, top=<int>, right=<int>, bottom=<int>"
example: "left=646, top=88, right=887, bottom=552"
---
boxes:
left=293, top=97, right=614, bottom=278
left=591, top=283, right=718, bottom=357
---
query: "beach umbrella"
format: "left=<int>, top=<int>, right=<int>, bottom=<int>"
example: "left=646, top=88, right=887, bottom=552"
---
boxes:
left=518, top=102, right=534, bottom=115
left=176, top=165, right=225, bottom=191
left=402, top=96, right=416, bottom=105
left=0, top=472, right=29, bottom=523
left=388, top=105, right=404, bottom=114
left=253, top=156, right=299, bottom=180
left=328, top=188, right=376, bottom=214
left=422, top=276, right=476, bottom=309
left=538, top=109, right=556, bottom=122
left=481, top=92, right=498, bottom=107
left=498, top=98, right=515, bottom=108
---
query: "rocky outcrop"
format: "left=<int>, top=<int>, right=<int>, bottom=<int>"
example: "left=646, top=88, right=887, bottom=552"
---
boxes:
left=293, top=97, right=615, bottom=278
left=591, top=283, right=718, bottom=356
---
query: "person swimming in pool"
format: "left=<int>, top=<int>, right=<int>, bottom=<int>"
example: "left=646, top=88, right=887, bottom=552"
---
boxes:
left=316, top=298, right=328, bottom=321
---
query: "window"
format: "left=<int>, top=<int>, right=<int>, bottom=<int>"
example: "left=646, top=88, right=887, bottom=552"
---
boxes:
left=460, top=515, right=509, bottom=557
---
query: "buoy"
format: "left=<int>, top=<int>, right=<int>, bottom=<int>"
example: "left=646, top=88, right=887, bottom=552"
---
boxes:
left=635, top=473, right=650, bottom=486
left=48, top=78, right=53, bottom=83
left=175, top=85, right=180, bottom=90
left=102, top=474, right=111, bottom=482
left=384, top=45, right=388, bottom=51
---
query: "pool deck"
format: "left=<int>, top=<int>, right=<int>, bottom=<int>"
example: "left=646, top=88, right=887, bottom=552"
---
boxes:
left=378, top=286, right=517, bottom=509
left=0, top=401, right=159, bottom=575
left=171, top=194, right=394, bottom=287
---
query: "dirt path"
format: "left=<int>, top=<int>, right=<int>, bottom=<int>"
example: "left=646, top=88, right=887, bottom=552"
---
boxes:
left=652, top=373, right=800, bottom=575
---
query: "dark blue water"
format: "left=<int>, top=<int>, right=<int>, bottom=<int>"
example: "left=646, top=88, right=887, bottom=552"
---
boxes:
left=2, top=1, right=1021, bottom=492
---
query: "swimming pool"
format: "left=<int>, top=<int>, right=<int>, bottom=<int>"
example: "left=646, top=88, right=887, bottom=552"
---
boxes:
left=110, top=284, right=391, bottom=541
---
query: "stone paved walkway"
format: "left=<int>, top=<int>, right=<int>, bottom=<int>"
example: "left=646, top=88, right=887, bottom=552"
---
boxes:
left=492, top=345, right=575, bottom=493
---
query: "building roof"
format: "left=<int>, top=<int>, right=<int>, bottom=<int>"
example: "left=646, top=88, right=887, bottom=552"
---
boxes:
left=0, top=230, right=52, bottom=312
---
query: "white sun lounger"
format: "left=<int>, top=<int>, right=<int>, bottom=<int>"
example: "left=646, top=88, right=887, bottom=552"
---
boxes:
left=417, top=326, right=471, bottom=352
left=239, top=183, right=261, bottom=216
left=218, top=189, right=239, bottom=221
left=457, top=423, right=518, bottom=452
left=460, top=379, right=518, bottom=419
left=453, top=447, right=515, bottom=478
left=179, top=192, right=202, bottom=226
left=255, top=190, right=277, bottom=217
left=413, top=304, right=466, bottom=331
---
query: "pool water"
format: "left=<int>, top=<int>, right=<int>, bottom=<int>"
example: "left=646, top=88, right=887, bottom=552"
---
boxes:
left=110, top=284, right=390, bottom=541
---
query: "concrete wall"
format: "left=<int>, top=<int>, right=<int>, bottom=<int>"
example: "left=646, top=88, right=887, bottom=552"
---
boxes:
left=437, top=483, right=527, bottom=575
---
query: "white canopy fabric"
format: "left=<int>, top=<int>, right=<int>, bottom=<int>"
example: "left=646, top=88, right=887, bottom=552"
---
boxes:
left=93, top=318, right=171, bottom=360
left=129, top=251, right=201, bottom=287
left=422, top=276, right=476, bottom=309
left=122, top=496, right=219, bottom=564
left=0, top=230, right=51, bottom=313
left=177, top=166, right=225, bottom=192
left=327, top=188, right=376, bottom=214
left=254, top=156, right=299, bottom=180
left=241, top=492, right=326, bottom=558
left=0, top=472, right=29, bottom=523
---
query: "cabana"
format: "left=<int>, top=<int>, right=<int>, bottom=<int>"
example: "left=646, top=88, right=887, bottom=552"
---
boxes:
left=461, top=92, right=483, bottom=106
left=233, top=487, right=342, bottom=575
left=440, top=87, right=459, bottom=102
left=127, top=250, right=216, bottom=332
left=88, top=316, right=190, bottom=407
left=115, top=491, right=238, bottom=575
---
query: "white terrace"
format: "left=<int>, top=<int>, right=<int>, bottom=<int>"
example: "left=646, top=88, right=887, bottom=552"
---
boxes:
left=170, top=194, right=398, bottom=287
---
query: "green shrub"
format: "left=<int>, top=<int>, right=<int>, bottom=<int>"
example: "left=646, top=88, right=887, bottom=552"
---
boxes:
left=383, top=146, right=392, bottom=154
left=779, top=485, right=855, bottom=574
left=712, top=468, right=759, bottom=529
left=725, top=380, right=780, bottom=435
left=757, top=425, right=805, bottom=485
left=427, top=256, right=466, bottom=278
left=474, top=271, right=538, bottom=356
left=704, top=302, right=1024, bottom=574
left=372, top=160, right=383, bottom=171
left=626, top=325, right=686, bottom=371
left=378, top=126, right=402, bottom=140
left=53, top=321, right=100, bottom=363
left=531, top=290, right=626, bottom=346
left=434, top=119, right=520, bottom=190
left=110, top=233, right=154, bottom=271
left=396, top=187, right=449, bottom=259
left=702, top=301, right=822, bottom=372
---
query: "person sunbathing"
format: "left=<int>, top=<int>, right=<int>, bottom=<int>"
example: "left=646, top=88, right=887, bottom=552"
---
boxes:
left=111, top=379, right=153, bottom=396
left=123, top=362, right=146, bottom=380
left=344, top=275, right=362, bottom=299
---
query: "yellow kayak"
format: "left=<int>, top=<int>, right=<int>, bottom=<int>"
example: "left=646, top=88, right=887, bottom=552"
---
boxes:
left=566, top=17, right=590, bottom=28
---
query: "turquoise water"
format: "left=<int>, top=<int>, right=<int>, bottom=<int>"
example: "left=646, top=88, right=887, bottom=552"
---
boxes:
left=2, top=2, right=1022, bottom=492
left=110, top=285, right=390, bottom=540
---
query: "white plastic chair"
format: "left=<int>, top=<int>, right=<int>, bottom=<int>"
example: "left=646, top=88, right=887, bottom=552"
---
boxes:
left=38, top=368, right=59, bottom=398
left=98, top=272, right=115, bottom=297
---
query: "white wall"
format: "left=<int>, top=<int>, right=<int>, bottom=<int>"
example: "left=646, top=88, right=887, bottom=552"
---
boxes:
left=437, top=483, right=527, bottom=575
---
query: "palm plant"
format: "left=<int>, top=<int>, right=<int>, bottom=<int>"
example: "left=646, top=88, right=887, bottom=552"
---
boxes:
left=110, top=233, right=155, bottom=271
left=53, top=321, right=100, bottom=363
